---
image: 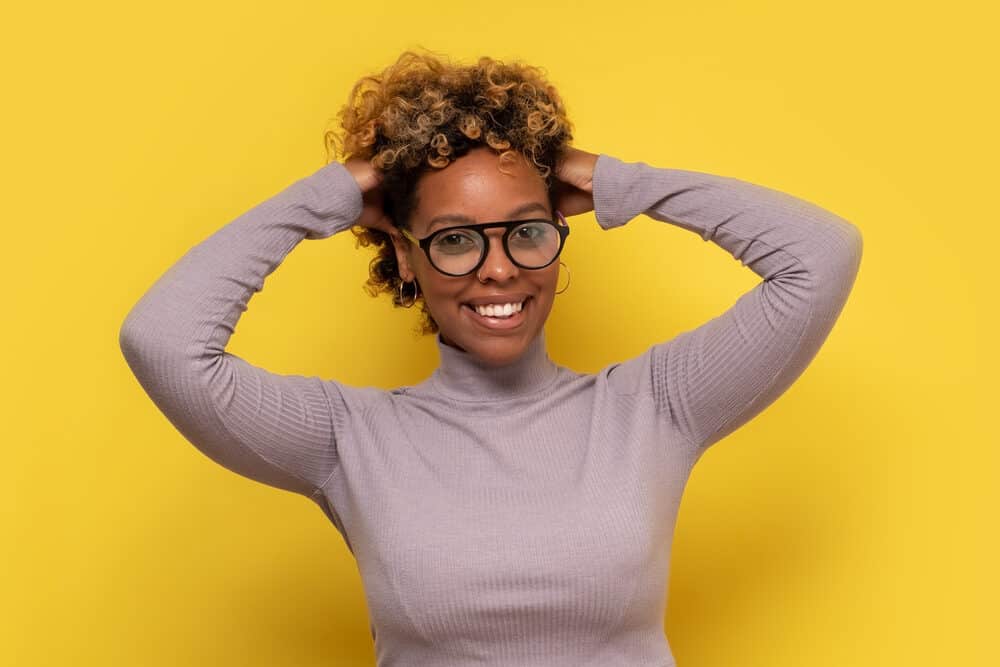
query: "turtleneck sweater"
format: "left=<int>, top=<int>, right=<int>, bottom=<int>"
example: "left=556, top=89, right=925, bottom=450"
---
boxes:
left=118, top=153, right=863, bottom=667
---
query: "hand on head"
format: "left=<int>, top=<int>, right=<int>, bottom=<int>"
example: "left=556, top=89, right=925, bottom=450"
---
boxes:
left=552, top=146, right=600, bottom=218
left=343, top=157, right=397, bottom=238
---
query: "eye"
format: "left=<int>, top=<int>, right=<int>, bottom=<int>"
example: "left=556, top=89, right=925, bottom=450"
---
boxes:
left=431, top=229, right=479, bottom=253
left=514, top=225, right=540, bottom=240
left=510, top=222, right=551, bottom=245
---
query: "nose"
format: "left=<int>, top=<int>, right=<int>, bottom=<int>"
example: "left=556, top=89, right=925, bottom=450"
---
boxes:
left=477, top=230, right=518, bottom=282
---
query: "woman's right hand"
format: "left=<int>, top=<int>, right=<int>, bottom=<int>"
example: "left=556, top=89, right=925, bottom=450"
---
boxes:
left=343, top=157, right=397, bottom=237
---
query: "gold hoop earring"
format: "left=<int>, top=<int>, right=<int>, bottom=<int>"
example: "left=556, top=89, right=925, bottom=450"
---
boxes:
left=399, top=279, right=419, bottom=308
left=555, top=261, right=571, bottom=295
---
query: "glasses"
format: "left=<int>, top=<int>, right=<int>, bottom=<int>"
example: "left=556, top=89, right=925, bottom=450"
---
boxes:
left=400, top=211, right=570, bottom=277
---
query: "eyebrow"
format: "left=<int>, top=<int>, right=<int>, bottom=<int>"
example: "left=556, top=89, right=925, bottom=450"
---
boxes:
left=425, top=202, right=551, bottom=232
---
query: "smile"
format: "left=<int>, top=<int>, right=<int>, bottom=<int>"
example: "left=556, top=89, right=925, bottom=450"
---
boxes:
left=462, top=297, right=531, bottom=330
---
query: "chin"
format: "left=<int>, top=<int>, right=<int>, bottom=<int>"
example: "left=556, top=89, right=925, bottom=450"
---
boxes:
left=460, top=334, right=533, bottom=367
left=477, top=348, right=523, bottom=367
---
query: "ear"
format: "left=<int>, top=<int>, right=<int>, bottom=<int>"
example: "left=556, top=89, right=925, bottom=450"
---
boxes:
left=389, top=231, right=416, bottom=283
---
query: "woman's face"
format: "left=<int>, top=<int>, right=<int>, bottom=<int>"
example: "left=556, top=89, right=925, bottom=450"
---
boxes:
left=391, top=146, right=561, bottom=367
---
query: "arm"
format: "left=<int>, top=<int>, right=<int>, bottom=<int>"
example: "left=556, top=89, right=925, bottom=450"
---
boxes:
left=593, top=154, right=863, bottom=451
left=118, top=161, right=363, bottom=498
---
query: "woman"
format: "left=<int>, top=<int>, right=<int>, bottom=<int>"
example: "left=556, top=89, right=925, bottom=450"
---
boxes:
left=119, top=50, right=863, bottom=666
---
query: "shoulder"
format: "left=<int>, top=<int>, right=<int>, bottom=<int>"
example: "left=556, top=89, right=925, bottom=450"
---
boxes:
left=316, top=379, right=408, bottom=410
left=599, top=351, right=654, bottom=397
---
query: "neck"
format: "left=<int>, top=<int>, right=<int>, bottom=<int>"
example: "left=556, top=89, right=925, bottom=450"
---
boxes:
left=431, top=330, right=559, bottom=402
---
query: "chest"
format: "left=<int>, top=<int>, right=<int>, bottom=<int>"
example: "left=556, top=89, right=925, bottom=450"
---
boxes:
left=345, top=402, right=693, bottom=645
left=383, top=473, right=675, bottom=652
left=326, top=383, right=696, bottom=652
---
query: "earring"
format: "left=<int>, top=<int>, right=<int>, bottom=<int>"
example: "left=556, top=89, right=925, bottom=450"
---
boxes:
left=399, top=279, right=420, bottom=308
left=555, top=261, right=571, bottom=295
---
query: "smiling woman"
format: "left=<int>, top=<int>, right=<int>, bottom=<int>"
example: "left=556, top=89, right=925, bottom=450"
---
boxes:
left=119, top=47, right=862, bottom=667
left=384, top=145, right=572, bottom=367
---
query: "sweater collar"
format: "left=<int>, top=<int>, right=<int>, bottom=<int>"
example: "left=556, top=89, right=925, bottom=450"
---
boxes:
left=430, top=330, right=559, bottom=402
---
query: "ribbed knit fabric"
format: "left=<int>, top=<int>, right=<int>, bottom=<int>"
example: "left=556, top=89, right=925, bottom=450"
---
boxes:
left=118, top=153, right=863, bottom=667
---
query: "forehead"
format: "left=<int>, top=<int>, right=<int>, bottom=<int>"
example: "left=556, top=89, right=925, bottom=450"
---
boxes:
left=411, top=149, right=549, bottom=236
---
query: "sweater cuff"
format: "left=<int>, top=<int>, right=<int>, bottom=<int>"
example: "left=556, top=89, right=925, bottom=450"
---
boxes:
left=299, top=160, right=365, bottom=240
left=593, top=153, right=642, bottom=230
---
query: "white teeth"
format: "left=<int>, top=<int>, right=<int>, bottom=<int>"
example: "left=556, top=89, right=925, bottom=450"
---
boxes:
left=473, top=301, right=524, bottom=318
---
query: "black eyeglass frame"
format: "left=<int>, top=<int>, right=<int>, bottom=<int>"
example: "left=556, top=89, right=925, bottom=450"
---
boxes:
left=399, top=210, right=570, bottom=277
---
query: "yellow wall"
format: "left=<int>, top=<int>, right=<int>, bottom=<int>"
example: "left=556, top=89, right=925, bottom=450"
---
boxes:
left=4, top=1, right=995, bottom=665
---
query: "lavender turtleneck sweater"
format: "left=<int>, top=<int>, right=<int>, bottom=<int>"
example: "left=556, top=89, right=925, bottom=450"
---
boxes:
left=118, top=153, right=862, bottom=666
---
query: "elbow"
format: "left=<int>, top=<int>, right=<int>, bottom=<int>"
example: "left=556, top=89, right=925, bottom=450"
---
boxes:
left=797, top=218, right=864, bottom=305
left=816, top=220, right=864, bottom=307
left=118, top=304, right=162, bottom=374
left=118, top=301, right=144, bottom=354
left=824, top=216, right=864, bottom=280
left=847, top=220, right=863, bottom=259
left=118, top=309, right=145, bottom=373
left=844, top=221, right=864, bottom=277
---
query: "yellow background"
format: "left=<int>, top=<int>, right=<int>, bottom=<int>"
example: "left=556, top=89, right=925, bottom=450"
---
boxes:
left=3, top=1, right=996, bottom=665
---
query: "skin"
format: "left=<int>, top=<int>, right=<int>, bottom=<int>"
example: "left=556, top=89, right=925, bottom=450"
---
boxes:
left=345, top=144, right=599, bottom=367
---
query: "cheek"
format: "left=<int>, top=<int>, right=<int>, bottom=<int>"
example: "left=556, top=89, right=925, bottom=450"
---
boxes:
left=414, top=271, right=465, bottom=310
left=410, top=256, right=436, bottom=292
left=542, top=264, right=562, bottom=291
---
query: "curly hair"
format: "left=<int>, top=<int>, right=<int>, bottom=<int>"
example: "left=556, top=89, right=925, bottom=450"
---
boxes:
left=323, top=48, right=575, bottom=336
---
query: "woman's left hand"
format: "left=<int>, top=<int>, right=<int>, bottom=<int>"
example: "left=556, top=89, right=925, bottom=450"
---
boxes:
left=552, top=146, right=600, bottom=217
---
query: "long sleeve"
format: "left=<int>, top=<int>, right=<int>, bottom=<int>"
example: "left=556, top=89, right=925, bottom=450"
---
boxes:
left=118, top=161, right=364, bottom=498
left=593, top=153, right=863, bottom=451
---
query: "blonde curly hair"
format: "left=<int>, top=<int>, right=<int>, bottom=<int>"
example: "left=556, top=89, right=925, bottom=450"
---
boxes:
left=323, top=48, right=575, bottom=336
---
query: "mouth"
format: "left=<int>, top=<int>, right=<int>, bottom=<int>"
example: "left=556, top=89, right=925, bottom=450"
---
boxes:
left=462, top=297, right=532, bottom=330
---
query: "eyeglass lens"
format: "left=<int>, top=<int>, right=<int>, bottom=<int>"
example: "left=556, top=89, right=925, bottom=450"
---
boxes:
left=429, top=221, right=561, bottom=275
